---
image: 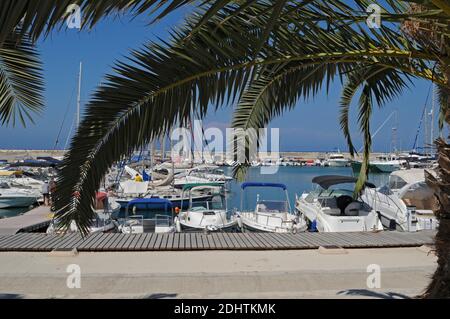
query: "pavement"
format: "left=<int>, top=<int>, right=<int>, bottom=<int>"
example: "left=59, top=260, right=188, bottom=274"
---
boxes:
left=0, top=247, right=436, bottom=299
left=0, top=206, right=52, bottom=235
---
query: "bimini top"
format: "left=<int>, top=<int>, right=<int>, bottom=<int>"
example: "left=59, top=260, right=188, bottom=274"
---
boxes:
left=312, top=175, right=376, bottom=189
left=241, top=182, right=287, bottom=190
left=126, top=198, right=173, bottom=208
left=182, top=182, right=223, bottom=191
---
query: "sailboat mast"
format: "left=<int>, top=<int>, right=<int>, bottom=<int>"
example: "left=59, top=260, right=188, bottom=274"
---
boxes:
left=430, top=84, right=435, bottom=154
left=77, top=62, right=82, bottom=128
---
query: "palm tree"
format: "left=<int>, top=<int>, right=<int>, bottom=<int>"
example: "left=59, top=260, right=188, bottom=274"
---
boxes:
left=0, top=0, right=197, bottom=126
left=0, top=0, right=448, bottom=297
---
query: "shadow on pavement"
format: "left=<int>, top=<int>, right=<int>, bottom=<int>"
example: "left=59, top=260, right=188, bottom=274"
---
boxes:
left=338, top=289, right=411, bottom=299
left=145, top=293, right=178, bottom=299
left=0, top=293, right=25, bottom=299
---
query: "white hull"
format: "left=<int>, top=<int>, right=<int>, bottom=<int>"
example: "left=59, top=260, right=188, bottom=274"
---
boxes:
left=327, top=160, right=350, bottom=167
left=295, top=197, right=383, bottom=232
left=371, top=162, right=402, bottom=173
left=238, top=211, right=307, bottom=233
left=175, top=210, right=237, bottom=232
left=0, top=196, right=37, bottom=208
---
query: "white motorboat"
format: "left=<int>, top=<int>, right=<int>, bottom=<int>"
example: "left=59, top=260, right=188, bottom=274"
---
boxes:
left=119, top=198, right=176, bottom=234
left=326, top=153, right=350, bottom=167
left=361, top=169, right=438, bottom=231
left=174, top=183, right=237, bottom=232
left=0, top=182, right=39, bottom=208
left=237, top=182, right=307, bottom=233
left=47, top=193, right=120, bottom=234
left=351, top=154, right=406, bottom=174
left=295, top=175, right=383, bottom=232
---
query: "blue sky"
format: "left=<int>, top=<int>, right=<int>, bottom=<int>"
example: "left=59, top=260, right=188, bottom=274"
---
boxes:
left=0, top=7, right=443, bottom=152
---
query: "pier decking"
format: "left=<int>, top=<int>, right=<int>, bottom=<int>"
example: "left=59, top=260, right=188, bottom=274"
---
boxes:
left=0, top=230, right=435, bottom=252
left=0, top=206, right=52, bottom=235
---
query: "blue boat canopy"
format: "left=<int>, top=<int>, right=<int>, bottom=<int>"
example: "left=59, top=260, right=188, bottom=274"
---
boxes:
left=241, top=182, right=287, bottom=190
left=127, top=198, right=173, bottom=208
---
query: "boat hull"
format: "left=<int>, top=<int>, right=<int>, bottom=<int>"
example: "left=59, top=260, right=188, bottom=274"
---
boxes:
left=0, top=197, right=37, bottom=208
left=351, top=161, right=399, bottom=174
left=238, top=212, right=307, bottom=233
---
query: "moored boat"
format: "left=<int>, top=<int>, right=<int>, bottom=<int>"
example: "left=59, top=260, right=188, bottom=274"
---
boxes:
left=238, top=182, right=307, bottom=233
left=295, top=175, right=384, bottom=232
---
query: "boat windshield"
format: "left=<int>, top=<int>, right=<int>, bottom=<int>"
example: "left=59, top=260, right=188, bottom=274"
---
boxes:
left=256, top=200, right=288, bottom=213
left=190, top=195, right=225, bottom=211
left=388, top=175, right=408, bottom=190
left=304, top=188, right=354, bottom=203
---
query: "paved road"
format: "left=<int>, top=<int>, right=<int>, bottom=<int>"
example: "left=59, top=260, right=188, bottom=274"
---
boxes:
left=0, top=247, right=436, bottom=298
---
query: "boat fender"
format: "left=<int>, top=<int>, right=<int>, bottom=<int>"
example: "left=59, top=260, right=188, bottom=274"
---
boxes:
left=310, top=219, right=318, bottom=232
left=175, top=217, right=181, bottom=233
left=236, top=215, right=243, bottom=229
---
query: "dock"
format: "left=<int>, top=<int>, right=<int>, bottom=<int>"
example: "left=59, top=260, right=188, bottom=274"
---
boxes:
left=0, top=206, right=52, bottom=235
left=0, top=230, right=435, bottom=252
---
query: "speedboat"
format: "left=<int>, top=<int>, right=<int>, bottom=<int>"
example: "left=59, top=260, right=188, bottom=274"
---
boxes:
left=361, top=169, right=438, bottom=231
left=0, top=182, right=39, bottom=208
left=295, top=175, right=383, bottom=232
left=119, top=198, right=176, bottom=234
left=174, top=183, right=237, bottom=232
left=237, top=182, right=307, bottom=233
left=47, top=193, right=120, bottom=234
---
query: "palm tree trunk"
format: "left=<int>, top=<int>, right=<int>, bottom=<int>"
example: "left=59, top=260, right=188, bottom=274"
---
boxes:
left=423, top=109, right=450, bottom=298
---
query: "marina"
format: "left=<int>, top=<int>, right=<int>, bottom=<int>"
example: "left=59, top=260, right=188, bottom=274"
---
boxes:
left=0, top=0, right=448, bottom=302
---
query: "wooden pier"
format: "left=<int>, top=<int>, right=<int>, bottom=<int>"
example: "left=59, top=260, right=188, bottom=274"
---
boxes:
left=0, top=206, right=52, bottom=235
left=0, top=230, right=435, bottom=252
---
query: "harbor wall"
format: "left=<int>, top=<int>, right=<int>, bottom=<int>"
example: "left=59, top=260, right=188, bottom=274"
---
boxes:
left=0, top=149, right=384, bottom=162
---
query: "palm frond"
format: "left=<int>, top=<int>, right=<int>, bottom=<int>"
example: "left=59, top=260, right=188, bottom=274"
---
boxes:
left=353, top=84, right=373, bottom=197
left=0, top=31, right=43, bottom=126
left=0, top=0, right=198, bottom=44
left=340, top=65, right=413, bottom=159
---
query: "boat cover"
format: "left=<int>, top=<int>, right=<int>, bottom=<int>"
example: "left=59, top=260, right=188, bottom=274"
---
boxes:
left=312, top=175, right=376, bottom=189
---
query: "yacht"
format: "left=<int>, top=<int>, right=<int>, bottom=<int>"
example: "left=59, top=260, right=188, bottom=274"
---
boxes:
left=0, top=182, right=39, bottom=208
left=326, top=153, right=350, bottom=167
left=295, top=175, right=383, bottom=232
left=174, top=183, right=237, bottom=232
left=237, top=182, right=307, bottom=233
left=361, top=169, right=438, bottom=231
left=0, top=170, right=44, bottom=193
left=351, top=154, right=406, bottom=174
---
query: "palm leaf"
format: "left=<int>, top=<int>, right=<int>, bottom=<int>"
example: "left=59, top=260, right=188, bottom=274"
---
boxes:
left=0, top=31, right=43, bottom=126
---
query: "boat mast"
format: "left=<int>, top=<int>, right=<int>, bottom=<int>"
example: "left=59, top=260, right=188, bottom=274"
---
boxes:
left=160, top=135, right=166, bottom=161
left=76, top=62, right=82, bottom=128
left=430, top=84, right=435, bottom=155
left=424, top=103, right=428, bottom=155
